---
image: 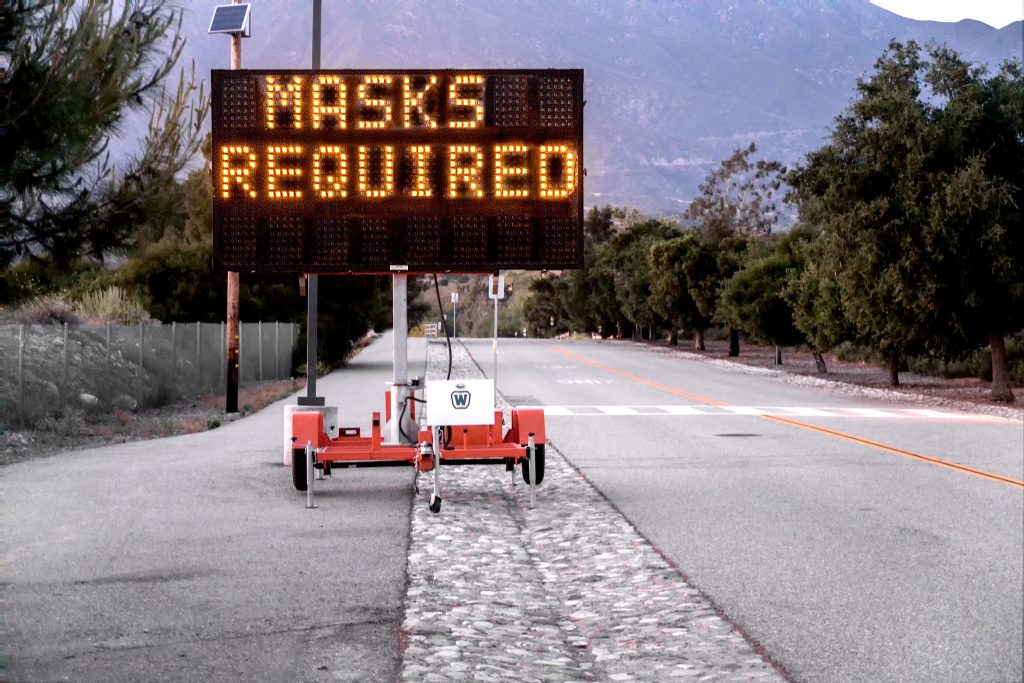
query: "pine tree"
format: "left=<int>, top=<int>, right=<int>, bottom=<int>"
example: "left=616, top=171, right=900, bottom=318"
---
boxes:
left=1, top=1, right=207, bottom=268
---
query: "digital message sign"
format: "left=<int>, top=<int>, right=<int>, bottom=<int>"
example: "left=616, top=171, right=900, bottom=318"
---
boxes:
left=211, top=69, right=583, bottom=273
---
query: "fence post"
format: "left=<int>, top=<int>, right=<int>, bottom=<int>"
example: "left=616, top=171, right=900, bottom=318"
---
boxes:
left=138, top=322, right=145, bottom=401
left=238, top=323, right=243, bottom=388
left=196, top=323, right=202, bottom=392
left=291, top=323, right=296, bottom=375
left=258, top=321, right=264, bottom=382
left=220, top=322, right=226, bottom=389
left=18, top=324, right=24, bottom=423
left=62, top=322, right=69, bottom=400
left=171, top=321, right=177, bottom=397
left=105, top=324, right=111, bottom=403
left=275, top=322, right=281, bottom=379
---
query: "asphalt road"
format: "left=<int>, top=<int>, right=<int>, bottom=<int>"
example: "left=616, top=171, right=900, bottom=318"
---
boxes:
left=2, top=334, right=424, bottom=683
left=466, top=337, right=1024, bottom=683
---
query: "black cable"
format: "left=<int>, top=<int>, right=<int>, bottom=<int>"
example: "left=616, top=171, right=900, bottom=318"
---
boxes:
left=398, top=396, right=411, bottom=443
left=433, top=274, right=453, bottom=381
left=398, top=395, right=428, bottom=444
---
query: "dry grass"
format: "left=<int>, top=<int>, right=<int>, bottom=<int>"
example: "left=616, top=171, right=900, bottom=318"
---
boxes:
left=1, top=378, right=303, bottom=465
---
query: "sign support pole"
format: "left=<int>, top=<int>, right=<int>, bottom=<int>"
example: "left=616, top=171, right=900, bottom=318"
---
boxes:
left=298, top=0, right=325, bottom=408
left=493, top=284, right=499, bottom=405
left=225, top=0, right=242, bottom=414
left=391, top=274, right=408, bottom=444
left=488, top=273, right=504, bottom=406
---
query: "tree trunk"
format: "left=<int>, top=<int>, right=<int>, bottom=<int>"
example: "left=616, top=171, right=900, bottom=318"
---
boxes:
left=888, top=353, right=900, bottom=386
left=694, top=328, right=705, bottom=351
left=728, top=328, right=740, bottom=357
left=989, top=333, right=1016, bottom=402
left=812, top=349, right=828, bottom=374
left=669, top=329, right=678, bottom=346
left=774, top=345, right=782, bottom=366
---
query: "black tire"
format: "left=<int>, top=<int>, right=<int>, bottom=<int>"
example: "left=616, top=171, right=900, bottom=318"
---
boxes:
left=292, top=449, right=308, bottom=491
left=521, top=444, right=545, bottom=485
left=429, top=495, right=442, bottom=513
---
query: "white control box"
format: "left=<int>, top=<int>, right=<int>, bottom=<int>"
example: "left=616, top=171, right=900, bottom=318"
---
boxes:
left=424, top=379, right=495, bottom=426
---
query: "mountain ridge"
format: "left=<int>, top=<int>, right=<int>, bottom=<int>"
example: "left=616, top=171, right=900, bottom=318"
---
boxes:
left=175, top=0, right=1022, bottom=214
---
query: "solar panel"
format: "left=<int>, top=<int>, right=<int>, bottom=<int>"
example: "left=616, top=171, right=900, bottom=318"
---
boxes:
left=208, top=4, right=250, bottom=35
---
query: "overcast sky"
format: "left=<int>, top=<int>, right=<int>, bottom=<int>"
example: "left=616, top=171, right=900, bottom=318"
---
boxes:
left=871, top=0, right=1024, bottom=28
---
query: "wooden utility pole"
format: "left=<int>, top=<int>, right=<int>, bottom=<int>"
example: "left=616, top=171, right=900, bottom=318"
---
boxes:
left=225, top=1, right=242, bottom=414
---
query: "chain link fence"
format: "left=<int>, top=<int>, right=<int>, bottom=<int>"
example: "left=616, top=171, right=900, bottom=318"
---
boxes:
left=0, top=322, right=297, bottom=427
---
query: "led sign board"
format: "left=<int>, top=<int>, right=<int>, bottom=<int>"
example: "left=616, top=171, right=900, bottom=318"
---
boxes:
left=211, top=69, right=584, bottom=273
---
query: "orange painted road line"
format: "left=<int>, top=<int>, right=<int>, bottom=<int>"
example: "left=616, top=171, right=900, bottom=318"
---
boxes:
left=546, top=343, right=1024, bottom=490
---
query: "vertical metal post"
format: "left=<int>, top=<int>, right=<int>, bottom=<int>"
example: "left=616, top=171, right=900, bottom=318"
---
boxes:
left=220, top=322, right=226, bottom=389
left=275, top=321, right=281, bottom=379
left=305, top=441, right=316, bottom=509
left=238, top=324, right=243, bottom=386
left=258, top=321, right=264, bottom=382
left=171, top=321, right=177, bottom=396
left=62, top=322, right=68, bottom=398
left=312, top=0, right=322, bottom=68
left=226, top=275, right=240, bottom=413
left=493, top=295, right=499, bottom=403
left=138, top=322, right=145, bottom=400
left=528, top=433, right=537, bottom=509
left=196, top=323, right=202, bottom=391
left=392, top=274, right=408, bottom=444
left=298, top=0, right=325, bottom=408
left=17, top=324, right=24, bottom=422
left=453, top=290, right=458, bottom=338
left=105, top=323, right=111, bottom=401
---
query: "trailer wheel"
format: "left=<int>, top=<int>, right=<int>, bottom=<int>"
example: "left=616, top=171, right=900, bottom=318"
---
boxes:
left=429, top=494, right=442, bottom=513
left=292, top=449, right=308, bottom=491
left=522, top=444, right=545, bottom=485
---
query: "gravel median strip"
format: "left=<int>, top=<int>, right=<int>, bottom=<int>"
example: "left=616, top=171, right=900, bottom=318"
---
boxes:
left=399, top=341, right=785, bottom=682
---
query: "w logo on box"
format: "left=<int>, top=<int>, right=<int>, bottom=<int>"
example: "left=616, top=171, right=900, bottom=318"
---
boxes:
left=451, top=391, right=471, bottom=409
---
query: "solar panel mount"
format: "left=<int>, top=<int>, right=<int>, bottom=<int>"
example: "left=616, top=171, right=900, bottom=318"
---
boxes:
left=208, top=3, right=251, bottom=36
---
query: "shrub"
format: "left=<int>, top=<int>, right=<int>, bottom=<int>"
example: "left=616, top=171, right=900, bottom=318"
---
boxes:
left=75, top=286, right=152, bottom=324
left=10, top=294, right=81, bottom=325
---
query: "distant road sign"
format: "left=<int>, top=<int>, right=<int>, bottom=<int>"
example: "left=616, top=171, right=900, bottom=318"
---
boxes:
left=211, top=69, right=583, bottom=274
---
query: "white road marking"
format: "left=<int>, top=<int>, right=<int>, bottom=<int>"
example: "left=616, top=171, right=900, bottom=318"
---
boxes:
left=528, top=405, right=986, bottom=420
left=555, top=379, right=615, bottom=385
left=774, top=407, right=835, bottom=416
left=843, top=408, right=903, bottom=418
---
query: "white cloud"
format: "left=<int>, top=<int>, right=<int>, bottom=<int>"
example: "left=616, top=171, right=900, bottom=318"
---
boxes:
left=871, top=0, right=1023, bottom=28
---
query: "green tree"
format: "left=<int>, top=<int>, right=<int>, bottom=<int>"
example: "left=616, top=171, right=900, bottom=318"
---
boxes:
left=598, top=219, right=679, bottom=340
left=789, top=41, right=1023, bottom=396
left=523, top=276, right=570, bottom=337
left=685, top=144, right=784, bottom=355
left=1, top=0, right=206, bottom=268
left=649, top=232, right=713, bottom=349
left=921, top=49, right=1024, bottom=400
left=561, top=206, right=639, bottom=339
left=686, top=143, right=785, bottom=243
left=719, top=230, right=809, bottom=364
left=781, top=224, right=855, bottom=373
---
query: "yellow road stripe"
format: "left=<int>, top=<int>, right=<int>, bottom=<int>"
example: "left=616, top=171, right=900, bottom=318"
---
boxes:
left=547, top=344, right=1024, bottom=490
